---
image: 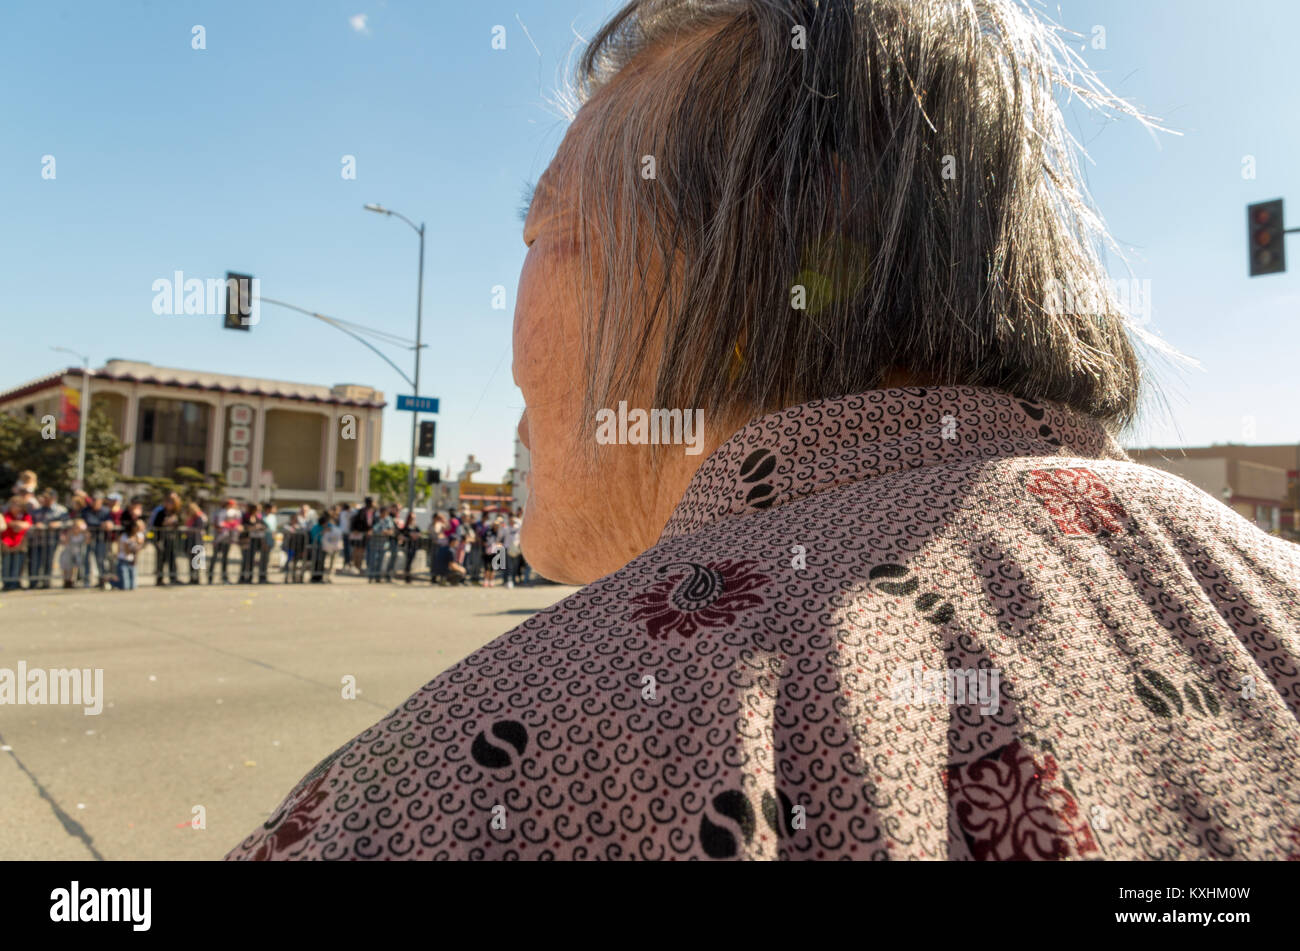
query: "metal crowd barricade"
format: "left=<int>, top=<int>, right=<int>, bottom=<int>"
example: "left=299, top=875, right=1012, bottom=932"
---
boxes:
left=0, top=520, right=444, bottom=590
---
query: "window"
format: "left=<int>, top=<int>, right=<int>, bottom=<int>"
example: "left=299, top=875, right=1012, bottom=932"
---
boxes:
left=335, top=470, right=344, bottom=489
left=133, top=397, right=211, bottom=478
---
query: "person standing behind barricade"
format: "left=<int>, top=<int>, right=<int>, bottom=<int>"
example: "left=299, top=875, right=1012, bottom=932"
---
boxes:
left=320, top=514, right=343, bottom=582
left=351, top=496, right=376, bottom=574
left=11, top=486, right=36, bottom=588
left=184, top=502, right=208, bottom=585
left=482, top=516, right=505, bottom=588
left=211, top=499, right=241, bottom=584
left=396, top=507, right=419, bottom=583
left=257, top=503, right=276, bottom=583
left=371, top=505, right=396, bottom=583
left=29, top=490, right=67, bottom=589
left=83, top=492, right=116, bottom=588
left=514, top=512, right=532, bottom=586
left=239, top=503, right=265, bottom=584
left=1, top=495, right=33, bottom=591
left=58, top=519, right=88, bottom=588
left=448, top=529, right=468, bottom=585
left=289, top=509, right=312, bottom=583
left=148, top=492, right=182, bottom=586
left=428, top=514, right=449, bottom=584
left=337, top=503, right=353, bottom=573
left=113, top=516, right=146, bottom=591
left=281, top=512, right=300, bottom=579
left=503, top=514, right=522, bottom=589
left=351, top=496, right=377, bottom=578
left=467, top=512, right=488, bottom=583
left=308, top=512, right=328, bottom=583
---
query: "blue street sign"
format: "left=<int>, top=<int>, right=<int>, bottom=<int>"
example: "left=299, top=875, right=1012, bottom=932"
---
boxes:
left=396, top=395, right=440, bottom=413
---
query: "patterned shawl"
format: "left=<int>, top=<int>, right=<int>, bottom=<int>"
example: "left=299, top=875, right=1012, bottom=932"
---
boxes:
left=227, top=386, right=1300, bottom=860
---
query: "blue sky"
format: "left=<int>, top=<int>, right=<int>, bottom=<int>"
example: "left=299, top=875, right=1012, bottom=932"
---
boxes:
left=3, top=0, right=1297, bottom=481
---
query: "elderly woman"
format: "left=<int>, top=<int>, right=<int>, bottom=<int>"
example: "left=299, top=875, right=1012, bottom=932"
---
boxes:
left=229, top=0, right=1300, bottom=861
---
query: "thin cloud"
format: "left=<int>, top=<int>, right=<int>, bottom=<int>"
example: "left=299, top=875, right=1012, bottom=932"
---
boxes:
left=349, top=14, right=369, bottom=34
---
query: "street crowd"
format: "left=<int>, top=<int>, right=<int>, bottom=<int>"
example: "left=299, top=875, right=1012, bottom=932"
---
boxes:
left=0, top=470, right=529, bottom=592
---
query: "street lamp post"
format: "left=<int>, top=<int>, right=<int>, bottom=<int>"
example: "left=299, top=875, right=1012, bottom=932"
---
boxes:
left=364, top=203, right=426, bottom=522
left=51, top=347, right=90, bottom=490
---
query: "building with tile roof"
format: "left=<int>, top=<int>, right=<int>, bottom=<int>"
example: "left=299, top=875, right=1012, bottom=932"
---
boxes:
left=0, top=359, right=385, bottom=507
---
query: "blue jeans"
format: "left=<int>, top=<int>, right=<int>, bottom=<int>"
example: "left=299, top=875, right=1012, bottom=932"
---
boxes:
left=2, top=550, right=24, bottom=590
left=83, top=537, right=109, bottom=586
left=365, top=536, right=389, bottom=579
left=116, top=560, right=136, bottom=590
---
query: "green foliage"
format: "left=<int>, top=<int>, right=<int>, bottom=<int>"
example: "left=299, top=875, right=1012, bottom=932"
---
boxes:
left=125, top=469, right=227, bottom=509
left=369, top=461, right=431, bottom=507
left=0, top=406, right=129, bottom=498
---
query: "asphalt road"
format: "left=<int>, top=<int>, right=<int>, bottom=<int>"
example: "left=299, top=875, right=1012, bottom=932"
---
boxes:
left=0, top=577, right=579, bottom=860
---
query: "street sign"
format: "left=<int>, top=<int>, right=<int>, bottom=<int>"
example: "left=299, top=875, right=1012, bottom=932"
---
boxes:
left=397, top=395, right=440, bottom=413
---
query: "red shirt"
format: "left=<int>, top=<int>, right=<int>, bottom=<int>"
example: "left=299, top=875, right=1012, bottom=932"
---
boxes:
left=2, top=510, right=32, bottom=548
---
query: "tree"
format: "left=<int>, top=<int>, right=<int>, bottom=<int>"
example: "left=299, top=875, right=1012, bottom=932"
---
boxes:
left=0, top=406, right=129, bottom=498
left=124, top=469, right=227, bottom=510
left=368, top=461, right=431, bottom=507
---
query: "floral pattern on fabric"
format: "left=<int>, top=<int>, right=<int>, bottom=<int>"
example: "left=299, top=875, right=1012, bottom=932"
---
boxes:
left=945, top=738, right=1099, bottom=860
left=628, top=559, right=770, bottom=639
left=1024, top=467, right=1131, bottom=537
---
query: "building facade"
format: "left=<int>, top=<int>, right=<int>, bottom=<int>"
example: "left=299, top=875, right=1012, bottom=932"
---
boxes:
left=1128, top=444, right=1295, bottom=538
left=0, top=359, right=385, bottom=508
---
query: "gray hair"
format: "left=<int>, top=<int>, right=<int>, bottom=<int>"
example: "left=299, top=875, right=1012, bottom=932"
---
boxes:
left=555, top=0, right=1156, bottom=453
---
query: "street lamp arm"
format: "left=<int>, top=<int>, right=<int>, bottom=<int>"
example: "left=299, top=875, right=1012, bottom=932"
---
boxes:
left=364, top=204, right=422, bottom=236
left=258, top=296, right=415, bottom=389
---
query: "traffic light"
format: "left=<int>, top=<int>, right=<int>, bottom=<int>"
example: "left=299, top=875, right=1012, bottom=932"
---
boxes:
left=1247, top=200, right=1285, bottom=276
left=425, top=468, right=441, bottom=485
left=418, top=420, right=436, bottom=457
left=224, top=272, right=255, bottom=329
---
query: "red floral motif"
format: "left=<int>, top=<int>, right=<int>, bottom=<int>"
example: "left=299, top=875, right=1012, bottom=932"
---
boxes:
left=1025, top=467, right=1129, bottom=537
left=947, top=739, right=1099, bottom=860
left=251, top=772, right=331, bottom=860
left=629, top=559, right=769, bottom=640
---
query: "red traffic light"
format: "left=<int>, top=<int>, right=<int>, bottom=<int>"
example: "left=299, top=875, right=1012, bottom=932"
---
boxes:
left=1247, top=199, right=1286, bottom=276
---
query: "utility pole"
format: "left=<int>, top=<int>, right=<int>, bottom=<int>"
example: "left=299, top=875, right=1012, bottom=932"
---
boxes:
left=364, top=204, right=427, bottom=522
